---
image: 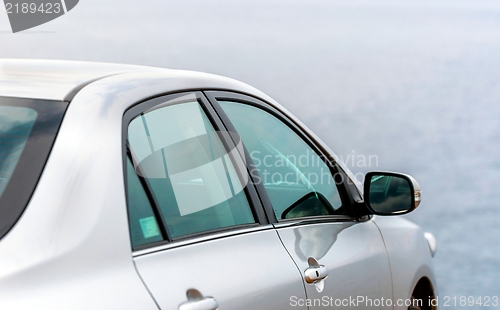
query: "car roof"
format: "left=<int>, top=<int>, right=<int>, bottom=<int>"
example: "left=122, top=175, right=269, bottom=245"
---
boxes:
left=0, top=59, right=172, bottom=101
left=0, top=59, right=363, bottom=196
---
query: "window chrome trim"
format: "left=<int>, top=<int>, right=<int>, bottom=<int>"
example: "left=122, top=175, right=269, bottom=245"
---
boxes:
left=273, top=216, right=359, bottom=229
left=132, top=224, right=274, bottom=257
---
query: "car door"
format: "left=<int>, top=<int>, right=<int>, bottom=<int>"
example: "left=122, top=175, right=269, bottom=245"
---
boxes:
left=207, top=91, right=393, bottom=310
left=123, top=92, right=307, bottom=309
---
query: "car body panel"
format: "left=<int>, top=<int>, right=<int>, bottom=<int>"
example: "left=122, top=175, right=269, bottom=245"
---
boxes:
left=275, top=220, right=393, bottom=309
left=0, top=74, right=160, bottom=309
left=373, top=216, right=438, bottom=310
left=0, top=59, right=154, bottom=101
left=134, top=227, right=307, bottom=309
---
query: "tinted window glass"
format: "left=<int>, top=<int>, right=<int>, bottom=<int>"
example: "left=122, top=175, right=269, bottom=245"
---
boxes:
left=0, top=97, right=67, bottom=240
left=127, top=94, right=255, bottom=242
left=218, top=101, right=345, bottom=220
left=0, top=106, right=37, bottom=198
left=126, top=157, right=163, bottom=247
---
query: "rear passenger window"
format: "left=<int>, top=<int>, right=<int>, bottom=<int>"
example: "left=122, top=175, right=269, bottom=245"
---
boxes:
left=126, top=157, right=163, bottom=247
left=126, top=93, right=255, bottom=247
left=0, top=106, right=37, bottom=199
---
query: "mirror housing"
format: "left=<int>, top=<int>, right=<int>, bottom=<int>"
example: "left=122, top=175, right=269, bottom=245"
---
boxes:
left=363, top=171, right=421, bottom=216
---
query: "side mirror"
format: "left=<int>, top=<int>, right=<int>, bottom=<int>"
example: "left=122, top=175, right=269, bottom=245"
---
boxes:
left=363, top=171, right=421, bottom=216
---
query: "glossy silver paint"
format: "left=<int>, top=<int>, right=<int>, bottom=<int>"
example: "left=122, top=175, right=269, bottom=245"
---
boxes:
left=134, top=226, right=307, bottom=309
left=373, top=216, right=438, bottom=310
left=425, top=232, right=438, bottom=257
left=275, top=220, right=393, bottom=309
left=0, top=59, right=160, bottom=101
left=0, top=59, right=437, bottom=309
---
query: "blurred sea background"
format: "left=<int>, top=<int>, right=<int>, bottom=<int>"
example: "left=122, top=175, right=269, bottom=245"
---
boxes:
left=1, top=0, right=499, bottom=306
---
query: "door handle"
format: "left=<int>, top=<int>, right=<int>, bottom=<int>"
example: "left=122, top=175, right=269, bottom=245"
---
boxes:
left=304, top=257, right=328, bottom=284
left=304, top=265, right=329, bottom=283
left=179, top=289, right=218, bottom=310
left=179, top=297, right=218, bottom=310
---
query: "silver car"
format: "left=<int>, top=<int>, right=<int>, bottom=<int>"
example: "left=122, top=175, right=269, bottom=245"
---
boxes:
left=0, top=59, right=437, bottom=310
